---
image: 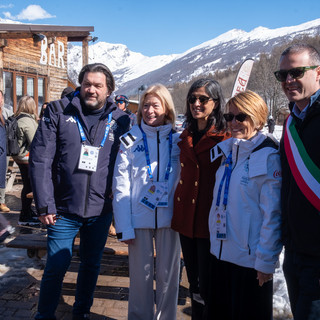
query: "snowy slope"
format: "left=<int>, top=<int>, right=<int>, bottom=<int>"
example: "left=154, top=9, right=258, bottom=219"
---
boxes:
left=67, top=18, right=320, bottom=94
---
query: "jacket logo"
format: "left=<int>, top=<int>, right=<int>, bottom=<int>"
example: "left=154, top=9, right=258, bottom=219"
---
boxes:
left=273, top=170, right=282, bottom=178
left=133, top=145, right=145, bottom=152
left=66, top=117, right=76, bottom=123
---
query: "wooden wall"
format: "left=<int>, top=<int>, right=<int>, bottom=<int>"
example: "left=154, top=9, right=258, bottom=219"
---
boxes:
left=1, top=36, right=69, bottom=102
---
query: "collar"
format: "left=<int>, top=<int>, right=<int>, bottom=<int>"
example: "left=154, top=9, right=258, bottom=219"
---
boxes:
left=292, top=88, right=320, bottom=120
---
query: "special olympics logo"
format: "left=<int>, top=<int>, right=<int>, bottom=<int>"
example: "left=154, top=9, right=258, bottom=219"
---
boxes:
left=273, top=170, right=282, bottom=178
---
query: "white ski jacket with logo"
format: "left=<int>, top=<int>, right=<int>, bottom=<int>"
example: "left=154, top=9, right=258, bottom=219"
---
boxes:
left=112, top=121, right=180, bottom=241
left=208, top=131, right=282, bottom=274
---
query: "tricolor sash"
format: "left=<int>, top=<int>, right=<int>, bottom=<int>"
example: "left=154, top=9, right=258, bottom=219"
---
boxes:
left=284, top=115, right=320, bottom=211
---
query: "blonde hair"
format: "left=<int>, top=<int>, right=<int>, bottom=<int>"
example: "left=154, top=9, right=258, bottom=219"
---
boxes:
left=15, top=96, right=37, bottom=118
left=226, top=90, right=268, bottom=130
left=137, top=84, right=176, bottom=128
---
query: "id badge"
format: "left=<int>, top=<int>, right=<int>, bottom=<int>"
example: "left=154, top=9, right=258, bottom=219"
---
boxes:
left=215, top=208, right=227, bottom=240
left=78, top=145, right=99, bottom=172
left=140, top=182, right=165, bottom=211
left=157, top=181, right=168, bottom=207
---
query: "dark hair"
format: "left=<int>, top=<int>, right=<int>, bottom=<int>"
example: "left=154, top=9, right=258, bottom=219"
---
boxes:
left=78, top=63, right=115, bottom=94
left=61, top=87, right=74, bottom=99
left=185, top=78, right=226, bottom=132
left=39, top=102, right=49, bottom=119
left=280, top=43, right=320, bottom=65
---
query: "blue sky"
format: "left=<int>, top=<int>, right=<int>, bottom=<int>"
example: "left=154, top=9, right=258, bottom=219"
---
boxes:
left=1, top=1, right=320, bottom=56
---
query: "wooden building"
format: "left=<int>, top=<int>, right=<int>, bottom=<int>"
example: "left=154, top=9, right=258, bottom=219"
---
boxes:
left=0, top=23, right=94, bottom=113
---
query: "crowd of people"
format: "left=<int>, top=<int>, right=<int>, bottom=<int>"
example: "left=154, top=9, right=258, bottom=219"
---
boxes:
left=0, top=42, right=319, bottom=320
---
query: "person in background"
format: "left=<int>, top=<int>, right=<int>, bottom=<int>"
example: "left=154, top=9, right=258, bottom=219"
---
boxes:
left=274, top=43, right=320, bottom=320
left=115, top=94, right=137, bottom=127
left=13, top=96, right=39, bottom=226
left=0, top=90, right=12, bottom=213
left=267, top=115, right=275, bottom=133
left=171, top=78, right=229, bottom=319
left=39, top=102, right=49, bottom=119
left=30, top=63, right=130, bottom=320
left=60, top=86, right=74, bottom=99
left=113, top=84, right=181, bottom=319
left=208, top=90, right=282, bottom=319
left=0, top=96, right=14, bottom=243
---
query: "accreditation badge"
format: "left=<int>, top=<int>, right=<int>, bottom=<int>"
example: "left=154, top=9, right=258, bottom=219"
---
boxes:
left=157, top=181, right=168, bottom=207
left=215, top=207, right=227, bottom=240
left=78, top=145, right=99, bottom=172
left=140, top=182, right=166, bottom=211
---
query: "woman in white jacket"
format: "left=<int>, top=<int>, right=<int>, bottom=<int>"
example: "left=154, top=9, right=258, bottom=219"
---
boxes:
left=208, top=91, right=282, bottom=320
left=112, top=84, right=181, bottom=320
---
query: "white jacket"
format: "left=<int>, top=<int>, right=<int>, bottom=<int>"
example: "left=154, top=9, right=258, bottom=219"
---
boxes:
left=209, top=132, right=282, bottom=274
left=112, top=121, right=180, bottom=241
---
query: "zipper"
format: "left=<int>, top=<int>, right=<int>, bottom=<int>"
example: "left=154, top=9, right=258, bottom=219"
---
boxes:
left=155, top=130, right=160, bottom=229
left=83, top=115, right=106, bottom=216
left=218, top=240, right=223, bottom=259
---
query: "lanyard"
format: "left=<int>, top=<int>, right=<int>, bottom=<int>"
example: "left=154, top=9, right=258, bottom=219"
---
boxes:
left=216, top=152, right=232, bottom=208
left=139, top=125, right=173, bottom=181
left=74, top=112, right=112, bottom=148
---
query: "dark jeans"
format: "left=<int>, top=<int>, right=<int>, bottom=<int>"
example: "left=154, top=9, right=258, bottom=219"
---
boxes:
left=35, top=212, right=112, bottom=319
left=283, top=249, right=320, bottom=320
left=179, top=234, right=211, bottom=320
left=208, top=256, right=273, bottom=320
left=17, top=162, right=33, bottom=215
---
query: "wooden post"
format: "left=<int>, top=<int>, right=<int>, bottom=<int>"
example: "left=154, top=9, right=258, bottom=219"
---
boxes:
left=82, top=37, right=89, bottom=66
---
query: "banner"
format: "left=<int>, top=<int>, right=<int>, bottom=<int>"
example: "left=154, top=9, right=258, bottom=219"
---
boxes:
left=231, top=58, right=254, bottom=97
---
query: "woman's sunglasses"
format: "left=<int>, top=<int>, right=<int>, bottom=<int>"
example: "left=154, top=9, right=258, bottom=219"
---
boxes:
left=223, top=113, right=248, bottom=122
left=274, top=66, right=318, bottom=82
left=188, top=95, right=212, bottom=104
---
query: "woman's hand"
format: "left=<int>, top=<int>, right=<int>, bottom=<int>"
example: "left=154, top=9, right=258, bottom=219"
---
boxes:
left=257, top=271, right=273, bottom=287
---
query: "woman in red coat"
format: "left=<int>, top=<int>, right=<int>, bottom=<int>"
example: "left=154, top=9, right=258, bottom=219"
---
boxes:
left=172, top=78, right=229, bottom=319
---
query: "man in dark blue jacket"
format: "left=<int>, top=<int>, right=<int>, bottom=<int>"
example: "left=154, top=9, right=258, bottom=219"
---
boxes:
left=30, top=63, right=130, bottom=320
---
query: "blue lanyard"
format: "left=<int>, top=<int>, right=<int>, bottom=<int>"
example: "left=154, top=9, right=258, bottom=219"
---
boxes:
left=74, top=112, right=112, bottom=148
left=216, top=152, right=232, bottom=208
left=139, top=125, right=173, bottom=181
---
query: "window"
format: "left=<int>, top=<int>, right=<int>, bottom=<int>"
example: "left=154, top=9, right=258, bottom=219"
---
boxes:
left=3, top=71, right=13, bottom=113
left=3, top=70, right=47, bottom=113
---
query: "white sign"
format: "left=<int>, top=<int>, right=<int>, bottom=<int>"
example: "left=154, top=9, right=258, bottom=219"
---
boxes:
left=40, top=36, right=65, bottom=69
left=231, top=59, right=254, bottom=97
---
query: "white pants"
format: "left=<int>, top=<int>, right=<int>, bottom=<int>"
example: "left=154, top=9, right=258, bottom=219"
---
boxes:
left=128, top=228, right=181, bottom=320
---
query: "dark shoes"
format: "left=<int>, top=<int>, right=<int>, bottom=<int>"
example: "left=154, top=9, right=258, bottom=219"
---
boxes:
left=18, top=208, right=40, bottom=226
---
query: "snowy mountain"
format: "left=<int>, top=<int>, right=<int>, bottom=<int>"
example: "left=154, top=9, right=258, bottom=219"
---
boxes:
left=67, top=18, right=319, bottom=95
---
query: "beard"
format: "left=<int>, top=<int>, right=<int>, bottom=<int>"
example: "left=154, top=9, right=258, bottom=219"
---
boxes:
left=82, top=93, right=105, bottom=110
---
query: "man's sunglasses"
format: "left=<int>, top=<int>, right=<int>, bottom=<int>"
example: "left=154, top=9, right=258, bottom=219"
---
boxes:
left=223, top=113, right=248, bottom=122
left=116, top=100, right=125, bottom=104
left=274, top=66, right=319, bottom=82
left=188, top=95, right=212, bottom=104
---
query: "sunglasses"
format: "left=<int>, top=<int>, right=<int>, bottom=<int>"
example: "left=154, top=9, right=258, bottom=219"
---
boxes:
left=223, top=113, right=248, bottom=122
left=116, top=100, right=125, bottom=104
left=188, top=95, right=212, bottom=104
left=274, top=66, right=319, bottom=82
